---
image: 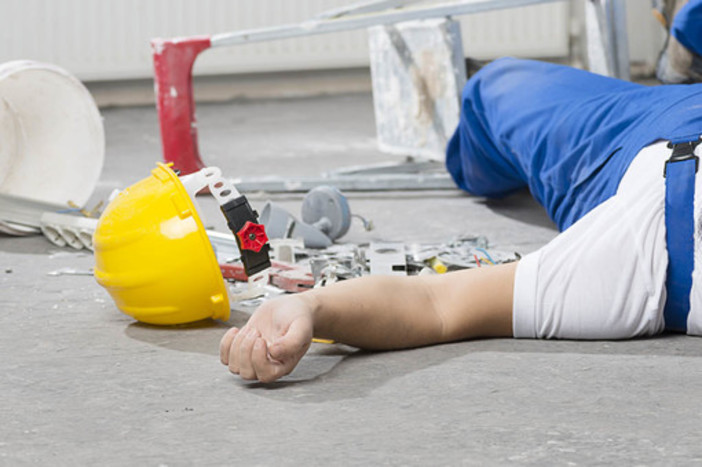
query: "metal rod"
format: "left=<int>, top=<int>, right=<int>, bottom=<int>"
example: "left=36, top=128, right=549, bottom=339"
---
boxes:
left=585, top=0, right=630, bottom=80
left=211, top=0, right=564, bottom=47
left=609, top=0, right=630, bottom=80
left=585, top=0, right=613, bottom=77
left=327, top=159, right=445, bottom=176
left=231, top=173, right=456, bottom=192
left=315, top=0, right=427, bottom=20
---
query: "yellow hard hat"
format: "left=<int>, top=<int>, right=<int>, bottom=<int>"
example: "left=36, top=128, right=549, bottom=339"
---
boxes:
left=94, top=163, right=230, bottom=325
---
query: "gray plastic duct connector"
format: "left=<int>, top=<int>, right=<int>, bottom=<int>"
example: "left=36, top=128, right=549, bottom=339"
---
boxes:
left=260, top=186, right=354, bottom=249
left=301, top=185, right=351, bottom=240
left=259, top=202, right=333, bottom=249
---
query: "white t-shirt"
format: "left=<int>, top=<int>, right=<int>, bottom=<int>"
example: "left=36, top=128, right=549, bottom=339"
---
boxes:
left=513, top=139, right=702, bottom=339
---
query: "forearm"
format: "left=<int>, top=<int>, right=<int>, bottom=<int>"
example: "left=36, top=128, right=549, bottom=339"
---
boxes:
left=299, top=262, right=517, bottom=350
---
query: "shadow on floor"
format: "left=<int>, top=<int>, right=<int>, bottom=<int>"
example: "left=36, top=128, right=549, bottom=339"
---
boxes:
left=125, top=313, right=702, bottom=404
left=482, top=190, right=557, bottom=231
left=125, top=317, right=233, bottom=356
left=464, top=334, right=702, bottom=358
left=0, top=234, right=61, bottom=255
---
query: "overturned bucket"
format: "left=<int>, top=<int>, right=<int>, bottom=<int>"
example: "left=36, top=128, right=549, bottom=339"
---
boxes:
left=0, top=61, right=104, bottom=235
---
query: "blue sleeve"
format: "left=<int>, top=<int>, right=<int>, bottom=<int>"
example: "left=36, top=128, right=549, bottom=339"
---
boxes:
left=672, top=0, right=702, bottom=56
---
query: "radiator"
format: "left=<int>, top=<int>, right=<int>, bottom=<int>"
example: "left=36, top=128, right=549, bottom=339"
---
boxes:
left=0, top=0, right=569, bottom=81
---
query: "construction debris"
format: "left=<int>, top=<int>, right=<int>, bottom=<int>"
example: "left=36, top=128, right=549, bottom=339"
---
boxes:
left=37, top=163, right=517, bottom=320
left=220, top=260, right=315, bottom=293
left=47, top=267, right=94, bottom=277
left=260, top=202, right=334, bottom=249
left=269, top=238, right=304, bottom=263
left=220, top=236, right=519, bottom=299
left=310, top=244, right=365, bottom=281
left=367, top=242, right=407, bottom=276
left=40, top=212, right=99, bottom=251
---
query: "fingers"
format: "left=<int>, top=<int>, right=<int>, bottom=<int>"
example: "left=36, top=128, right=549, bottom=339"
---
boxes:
left=224, top=327, right=272, bottom=381
left=227, top=326, right=253, bottom=376
left=236, top=328, right=261, bottom=380
left=251, top=338, right=288, bottom=383
left=219, top=327, right=239, bottom=365
left=221, top=326, right=296, bottom=383
left=220, top=300, right=313, bottom=382
left=268, top=318, right=312, bottom=362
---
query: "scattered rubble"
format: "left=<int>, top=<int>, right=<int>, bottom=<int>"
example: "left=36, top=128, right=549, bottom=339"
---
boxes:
left=222, top=236, right=520, bottom=303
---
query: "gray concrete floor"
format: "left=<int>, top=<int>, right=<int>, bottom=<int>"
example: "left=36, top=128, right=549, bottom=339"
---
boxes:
left=2, top=92, right=702, bottom=466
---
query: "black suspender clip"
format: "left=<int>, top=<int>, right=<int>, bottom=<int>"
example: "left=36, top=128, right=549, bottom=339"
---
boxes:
left=664, top=139, right=701, bottom=177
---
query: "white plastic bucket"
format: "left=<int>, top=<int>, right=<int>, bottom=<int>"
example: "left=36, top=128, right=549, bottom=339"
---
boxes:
left=0, top=61, right=104, bottom=235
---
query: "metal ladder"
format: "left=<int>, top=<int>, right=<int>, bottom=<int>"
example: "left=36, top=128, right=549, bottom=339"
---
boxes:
left=152, top=0, right=630, bottom=192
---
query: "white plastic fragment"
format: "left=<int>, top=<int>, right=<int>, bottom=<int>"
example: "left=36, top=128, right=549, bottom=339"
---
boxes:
left=47, top=267, right=94, bottom=276
left=367, top=242, right=407, bottom=276
left=227, top=270, right=271, bottom=302
left=40, top=212, right=99, bottom=251
left=269, top=238, right=304, bottom=263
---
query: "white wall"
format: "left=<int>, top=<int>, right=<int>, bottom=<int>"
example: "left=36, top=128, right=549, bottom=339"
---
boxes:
left=0, top=0, right=570, bottom=82
left=624, top=0, right=665, bottom=64
left=570, top=0, right=666, bottom=67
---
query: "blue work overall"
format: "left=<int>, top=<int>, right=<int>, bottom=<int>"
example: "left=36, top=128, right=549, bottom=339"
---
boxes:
left=446, top=58, right=702, bottom=331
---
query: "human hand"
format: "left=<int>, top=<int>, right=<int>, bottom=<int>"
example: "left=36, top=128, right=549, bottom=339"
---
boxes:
left=219, top=294, right=315, bottom=383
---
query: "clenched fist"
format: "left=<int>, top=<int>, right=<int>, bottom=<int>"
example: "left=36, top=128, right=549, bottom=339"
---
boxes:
left=220, top=294, right=315, bottom=383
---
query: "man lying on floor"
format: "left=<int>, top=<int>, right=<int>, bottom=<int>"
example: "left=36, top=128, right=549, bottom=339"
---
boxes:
left=219, top=56, right=702, bottom=383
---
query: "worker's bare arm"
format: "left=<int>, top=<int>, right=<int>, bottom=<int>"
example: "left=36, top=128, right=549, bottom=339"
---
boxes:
left=220, top=261, right=516, bottom=382
left=308, top=261, right=516, bottom=348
